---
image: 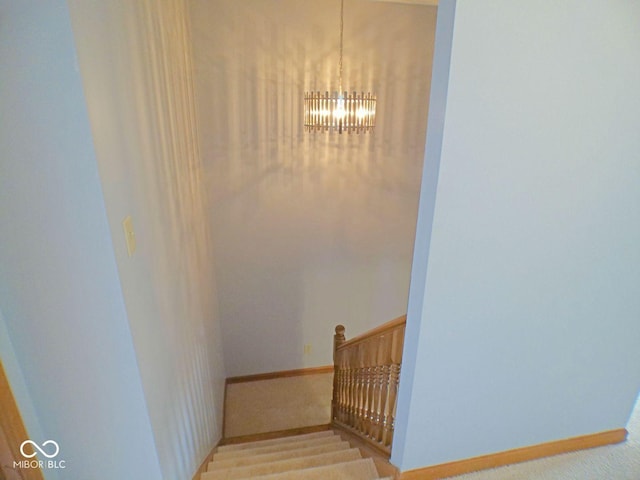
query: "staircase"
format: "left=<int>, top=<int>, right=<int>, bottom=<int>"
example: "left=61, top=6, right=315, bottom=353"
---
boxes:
left=202, top=430, right=392, bottom=479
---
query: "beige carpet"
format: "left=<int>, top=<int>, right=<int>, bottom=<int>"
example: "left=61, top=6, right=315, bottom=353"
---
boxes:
left=202, top=430, right=392, bottom=480
left=450, top=395, right=640, bottom=480
left=224, top=373, right=333, bottom=438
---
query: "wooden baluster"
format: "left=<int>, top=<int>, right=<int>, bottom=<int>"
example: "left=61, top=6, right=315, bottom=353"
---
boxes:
left=379, top=363, right=391, bottom=445
left=355, top=343, right=365, bottom=434
left=344, top=351, right=351, bottom=425
left=387, top=363, right=400, bottom=447
left=356, top=348, right=362, bottom=431
left=342, top=331, right=351, bottom=427
left=339, top=352, right=349, bottom=422
left=349, top=346, right=358, bottom=428
left=334, top=358, right=340, bottom=422
left=376, top=333, right=392, bottom=444
left=368, top=337, right=381, bottom=440
left=381, top=329, right=392, bottom=448
left=362, top=339, right=371, bottom=438
left=359, top=342, right=369, bottom=437
left=385, top=324, right=405, bottom=448
left=343, top=356, right=350, bottom=424
left=365, top=341, right=374, bottom=438
left=350, top=347, right=357, bottom=430
left=333, top=325, right=346, bottom=423
left=336, top=351, right=345, bottom=423
left=378, top=334, right=391, bottom=443
left=347, top=356, right=358, bottom=425
left=380, top=330, right=392, bottom=447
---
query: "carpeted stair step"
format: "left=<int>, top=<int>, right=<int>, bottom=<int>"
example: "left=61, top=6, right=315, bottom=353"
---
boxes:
left=217, top=430, right=334, bottom=452
left=201, top=448, right=362, bottom=480
left=247, top=458, right=382, bottom=479
left=204, top=432, right=389, bottom=480
left=212, top=434, right=343, bottom=461
left=207, top=440, right=351, bottom=470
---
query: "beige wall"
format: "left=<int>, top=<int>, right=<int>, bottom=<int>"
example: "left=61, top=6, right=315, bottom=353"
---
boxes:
left=190, top=0, right=437, bottom=377
left=67, top=1, right=226, bottom=478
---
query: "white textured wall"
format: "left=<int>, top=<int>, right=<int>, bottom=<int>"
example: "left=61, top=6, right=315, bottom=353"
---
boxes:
left=394, top=0, right=640, bottom=471
left=0, top=2, right=163, bottom=478
left=67, top=1, right=226, bottom=479
left=190, top=0, right=437, bottom=376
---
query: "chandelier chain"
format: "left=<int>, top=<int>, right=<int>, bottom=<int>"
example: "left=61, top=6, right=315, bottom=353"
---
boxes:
left=339, top=0, right=344, bottom=93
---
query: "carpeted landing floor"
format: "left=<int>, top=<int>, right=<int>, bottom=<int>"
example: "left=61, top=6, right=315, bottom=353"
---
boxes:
left=451, top=395, right=640, bottom=480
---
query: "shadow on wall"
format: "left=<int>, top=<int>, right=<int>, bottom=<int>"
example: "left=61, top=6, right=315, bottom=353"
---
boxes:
left=190, top=0, right=437, bottom=376
left=68, top=1, right=228, bottom=478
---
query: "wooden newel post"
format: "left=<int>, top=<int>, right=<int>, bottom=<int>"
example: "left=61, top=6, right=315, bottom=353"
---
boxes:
left=332, top=324, right=346, bottom=423
left=333, top=324, right=346, bottom=362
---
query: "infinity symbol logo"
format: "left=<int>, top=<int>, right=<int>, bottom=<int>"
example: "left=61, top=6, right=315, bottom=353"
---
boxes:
left=20, top=440, right=60, bottom=459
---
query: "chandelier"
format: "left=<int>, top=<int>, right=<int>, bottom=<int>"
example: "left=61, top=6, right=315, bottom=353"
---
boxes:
left=304, top=0, right=376, bottom=134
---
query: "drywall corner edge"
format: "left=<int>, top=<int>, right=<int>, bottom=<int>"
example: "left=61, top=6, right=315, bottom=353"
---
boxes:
left=391, top=0, right=457, bottom=470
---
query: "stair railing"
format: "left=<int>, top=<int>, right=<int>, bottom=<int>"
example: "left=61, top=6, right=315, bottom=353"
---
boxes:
left=332, top=315, right=406, bottom=456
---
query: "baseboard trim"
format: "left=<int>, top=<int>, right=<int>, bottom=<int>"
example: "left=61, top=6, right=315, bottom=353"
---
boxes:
left=0, top=361, right=45, bottom=480
left=221, top=424, right=331, bottom=446
left=400, top=428, right=628, bottom=480
left=226, top=365, right=334, bottom=384
left=191, top=438, right=221, bottom=480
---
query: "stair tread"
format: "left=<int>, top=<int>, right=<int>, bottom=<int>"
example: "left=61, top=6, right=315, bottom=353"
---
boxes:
left=217, top=430, right=334, bottom=452
left=213, top=435, right=342, bottom=460
left=202, top=448, right=362, bottom=480
left=248, top=458, right=381, bottom=479
left=208, top=440, right=351, bottom=470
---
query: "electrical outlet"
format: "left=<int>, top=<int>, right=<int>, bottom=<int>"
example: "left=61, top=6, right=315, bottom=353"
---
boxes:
left=303, top=344, right=312, bottom=355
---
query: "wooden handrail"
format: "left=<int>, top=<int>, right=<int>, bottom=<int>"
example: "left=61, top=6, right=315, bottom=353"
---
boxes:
left=336, top=315, right=406, bottom=350
left=331, top=316, right=407, bottom=457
